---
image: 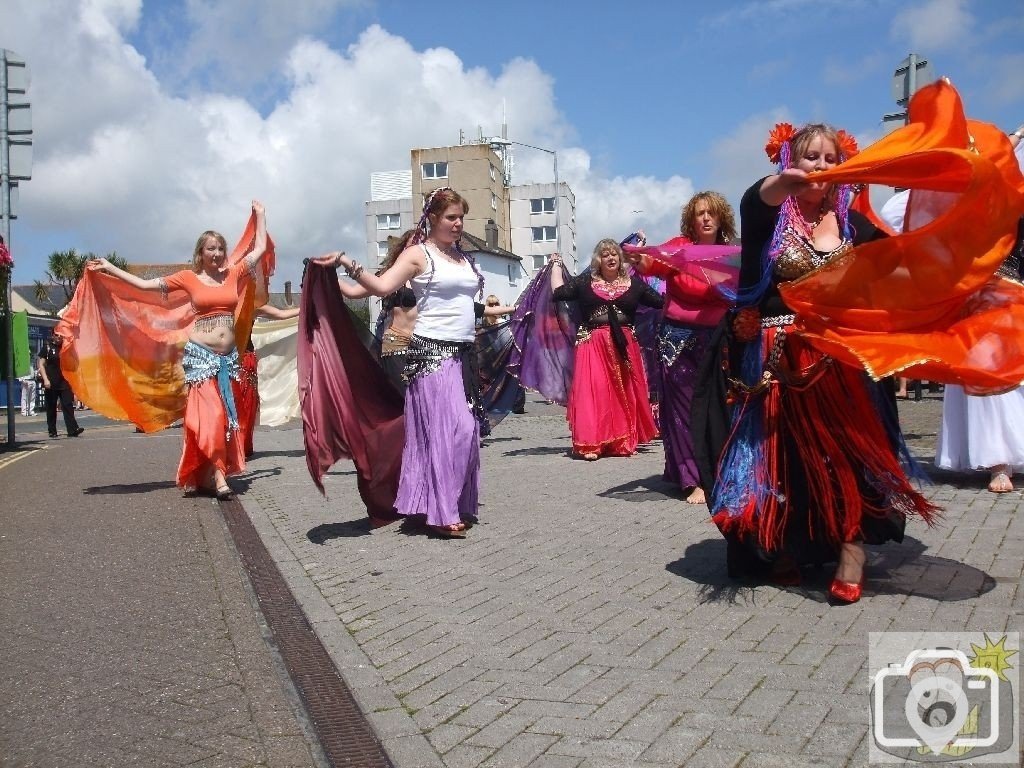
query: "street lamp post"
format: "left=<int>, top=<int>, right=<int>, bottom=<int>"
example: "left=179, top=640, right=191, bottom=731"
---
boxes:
left=488, top=139, right=561, bottom=259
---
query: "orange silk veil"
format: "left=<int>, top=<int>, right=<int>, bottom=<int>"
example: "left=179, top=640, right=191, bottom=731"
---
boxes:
left=56, top=213, right=276, bottom=431
left=779, top=80, right=1024, bottom=394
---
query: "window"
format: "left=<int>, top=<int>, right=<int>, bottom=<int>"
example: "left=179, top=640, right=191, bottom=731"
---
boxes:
left=508, top=264, right=516, bottom=285
left=377, top=241, right=389, bottom=259
left=533, top=255, right=546, bottom=272
left=376, top=213, right=401, bottom=230
left=421, top=161, right=448, bottom=179
left=491, top=192, right=498, bottom=211
left=489, top=163, right=496, bottom=181
left=531, top=226, right=556, bottom=242
left=530, top=197, right=556, bottom=214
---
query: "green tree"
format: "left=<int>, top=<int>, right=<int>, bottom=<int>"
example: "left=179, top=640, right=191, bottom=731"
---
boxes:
left=33, top=248, right=129, bottom=314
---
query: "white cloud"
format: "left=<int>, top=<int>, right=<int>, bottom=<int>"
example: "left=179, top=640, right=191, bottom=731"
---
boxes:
left=890, top=0, right=974, bottom=51
left=706, top=109, right=791, bottom=214
left=6, top=3, right=693, bottom=289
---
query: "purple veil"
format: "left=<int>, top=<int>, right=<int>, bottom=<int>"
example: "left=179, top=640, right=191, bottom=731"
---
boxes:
left=506, top=262, right=580, bottom=406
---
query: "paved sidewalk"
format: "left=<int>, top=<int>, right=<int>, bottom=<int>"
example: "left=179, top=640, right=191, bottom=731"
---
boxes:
left=0, top=421, right=324, bottom=768
left=239, top=393, right=1023, bottom=768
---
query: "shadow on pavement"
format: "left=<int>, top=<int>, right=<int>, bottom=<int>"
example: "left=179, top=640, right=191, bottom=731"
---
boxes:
left=248, top=448, right=309, bottom=459
left=307, top=520, right=375, bottom=543
left=599, top=473, right=683, bottom=502
left=501, top=446, right=571, bottom=458
left=667, top=535, right=995, bottom=604
left=84, top=480, right=179, bottom=494
left=230, top=467, right=283, bottom=493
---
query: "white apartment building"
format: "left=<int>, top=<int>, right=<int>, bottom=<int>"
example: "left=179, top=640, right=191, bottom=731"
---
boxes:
left=363, top=141, right=578, bottom=320
left=508, top=181, right=576, bottom=277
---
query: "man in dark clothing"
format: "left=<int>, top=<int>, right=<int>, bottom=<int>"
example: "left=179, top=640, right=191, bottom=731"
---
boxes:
left=38, top=334, right=84, bottom=439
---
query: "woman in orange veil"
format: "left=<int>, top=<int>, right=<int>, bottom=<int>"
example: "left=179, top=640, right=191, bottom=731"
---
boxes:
left=72, top=201, right=274, bottom=498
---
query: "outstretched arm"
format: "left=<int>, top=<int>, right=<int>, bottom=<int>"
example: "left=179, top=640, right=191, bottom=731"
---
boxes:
left=759, top=168, right=811, bottom=207
left=482, top=303, right=516, bottom=318
left=256, top=304, right=300, bottom=320
left=311, top=248, right=423, bottom=298
left=86, top=258, right=163, bottom=291
left=337, top=280, right=372, bottom=299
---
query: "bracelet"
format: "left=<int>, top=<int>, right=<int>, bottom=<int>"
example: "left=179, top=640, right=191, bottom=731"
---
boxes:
left=344, top=260, right=364, bottom=279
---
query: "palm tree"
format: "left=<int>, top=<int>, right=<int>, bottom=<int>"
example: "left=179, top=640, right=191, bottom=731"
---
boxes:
left=33, top=249, right=129, bottom=314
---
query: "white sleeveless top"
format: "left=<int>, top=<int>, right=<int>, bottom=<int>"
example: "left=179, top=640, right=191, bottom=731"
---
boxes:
left=411, top=244, right=478, bottom=342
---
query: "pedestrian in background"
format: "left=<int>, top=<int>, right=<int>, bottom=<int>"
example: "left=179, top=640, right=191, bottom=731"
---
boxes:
left=18, top=357, right=38, bottom=416
left=38, top=333, right=84, bottom=439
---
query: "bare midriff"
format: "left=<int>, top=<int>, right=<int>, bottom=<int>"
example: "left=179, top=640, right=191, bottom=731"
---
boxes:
left=191, top=314, right=235, bottom=355
left=388, top=306, right=417, bottom=337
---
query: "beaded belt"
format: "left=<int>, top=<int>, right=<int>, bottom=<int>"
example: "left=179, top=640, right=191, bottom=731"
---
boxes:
left=182, top=341, right=240, bottom=437
left=403, top=334, right=474, bottom=383
left=193, top=314, right=234, bottom=333
left=658, top=324, right=702, bottom=367
left=761, top=314, right=796, bottom=328
left=381, top=327, right=412, bottom=357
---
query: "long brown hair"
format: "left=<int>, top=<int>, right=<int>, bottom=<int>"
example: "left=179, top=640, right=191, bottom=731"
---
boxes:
left=378, top=228, right=418, bottom=275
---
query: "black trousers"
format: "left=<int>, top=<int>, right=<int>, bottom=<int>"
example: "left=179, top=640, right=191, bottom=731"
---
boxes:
left=44, top=387, right=80, bottom=436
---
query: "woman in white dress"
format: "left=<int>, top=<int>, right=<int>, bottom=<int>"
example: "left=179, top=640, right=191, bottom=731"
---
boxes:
left=931, top=127, right=1024, bottom=492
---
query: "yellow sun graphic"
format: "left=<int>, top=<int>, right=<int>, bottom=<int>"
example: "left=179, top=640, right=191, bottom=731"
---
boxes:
left=968, top=634, right=1017, bottom=682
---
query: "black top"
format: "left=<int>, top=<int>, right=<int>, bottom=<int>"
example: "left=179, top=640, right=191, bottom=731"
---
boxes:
left=40, top=343, right=68, bottom=389
left=383, top=285, right=417, bottom=312
left=553, top=274, right=663, bottom=326
left=739, top=178, right=885, bottom=317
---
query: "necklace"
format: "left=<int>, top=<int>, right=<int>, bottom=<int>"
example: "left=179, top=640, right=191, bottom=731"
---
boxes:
left=594, top=274, right=630, bottom=299
left=427, top=239, right=462, bottom=263
left=799, top=201, right=828, bottom=234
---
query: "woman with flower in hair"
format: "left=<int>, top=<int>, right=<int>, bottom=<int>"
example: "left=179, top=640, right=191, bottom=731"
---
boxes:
left=624, top=192, right=738, bottom=504
left=314, top=188, right=485, bottom=537
left=550, top=239, right=663, bottom=460
left=709, top=123, right=937, bottom=603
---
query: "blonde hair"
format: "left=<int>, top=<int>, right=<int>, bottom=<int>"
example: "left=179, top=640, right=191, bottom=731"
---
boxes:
left=482, top=294, right=502, bottom=325
left=191, top=230, right=228, bottom=273
left=680, top=191, right=737, bottom=244
left=589, top=238, right=628, bottom=278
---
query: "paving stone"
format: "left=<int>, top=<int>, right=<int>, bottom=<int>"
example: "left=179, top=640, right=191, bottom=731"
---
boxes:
left=0, top=430, right=319, bottom=768
left=225, top=394, right=1022, bottom=768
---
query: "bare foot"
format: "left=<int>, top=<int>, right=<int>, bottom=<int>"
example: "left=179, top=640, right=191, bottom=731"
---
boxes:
left=582, top=452, right=599, bottom=461
left=684, top=487, right=706, bottom=504
left=988, top=465, right=1014, bottom=493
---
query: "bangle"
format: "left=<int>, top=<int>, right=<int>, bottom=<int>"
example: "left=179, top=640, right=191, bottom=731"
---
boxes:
left=344, top=261, right=364, bottom=279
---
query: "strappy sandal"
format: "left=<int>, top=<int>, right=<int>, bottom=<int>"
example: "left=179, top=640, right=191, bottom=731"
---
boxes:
left=988, top=467, right=1014, bottom=493
left=428, top=523, right=467, bottom=539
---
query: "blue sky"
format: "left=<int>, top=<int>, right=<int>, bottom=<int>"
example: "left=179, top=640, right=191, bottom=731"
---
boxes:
left=4, top=0, right=1023, bottom=289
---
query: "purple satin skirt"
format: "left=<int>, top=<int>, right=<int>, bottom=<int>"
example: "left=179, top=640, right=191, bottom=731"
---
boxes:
left=659, top=322, right=713, bottom=490
left=395, top=358, right=480, bottom=526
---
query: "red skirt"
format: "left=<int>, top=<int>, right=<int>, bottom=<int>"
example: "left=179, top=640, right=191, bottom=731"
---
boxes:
left=236, top=349, right=259, bottom=458
left=177, top=378, right=245, bottom=489
left=567, top=326, right=658, bottom=456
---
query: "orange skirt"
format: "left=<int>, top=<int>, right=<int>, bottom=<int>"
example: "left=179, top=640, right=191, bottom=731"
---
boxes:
left=177, top=377, right=245, bottom=490
left=567, top=326, right=658, bottom=457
